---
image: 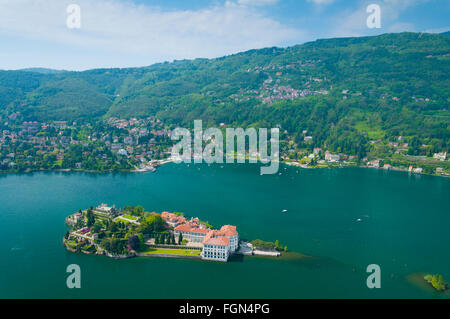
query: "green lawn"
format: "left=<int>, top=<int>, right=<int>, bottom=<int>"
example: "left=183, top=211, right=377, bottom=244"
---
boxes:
left=122, top=214, right=138, bottom=221
left=113, top=217, right=130, bottom=224
left=354, top=121, right=385, bottom=139
left=65, top=240, right=79, bottom=248
left=141, top=248, right=201, bottom=256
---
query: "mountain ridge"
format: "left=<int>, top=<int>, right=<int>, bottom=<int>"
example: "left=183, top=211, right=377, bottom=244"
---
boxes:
left=0, top=32, right=449, bottom=156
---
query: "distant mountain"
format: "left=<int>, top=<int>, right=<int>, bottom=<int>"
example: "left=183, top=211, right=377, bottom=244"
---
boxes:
left=0, top=32, right=449, bottom=154
left=17, top=68, right=67, bottom=74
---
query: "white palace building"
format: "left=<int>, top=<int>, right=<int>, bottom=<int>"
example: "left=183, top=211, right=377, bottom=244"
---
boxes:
left=201, top=226, right=239, bottom=262
left=163, top=212, right=239, bottom=262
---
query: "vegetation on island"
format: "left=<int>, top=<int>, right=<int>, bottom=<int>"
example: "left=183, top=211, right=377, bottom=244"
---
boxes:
left=1, top=32, right=449, bottom=175
left=64, top=205, right=183, bottom=256
left=64, top=204, right=289, bottom=262
left=141, top=248, right=201, bottom=256
left=251, top=239, right=287, bottom=252
left=424, top=274, right=448, bottom=292
left=64, top=204, right=227, bottom=260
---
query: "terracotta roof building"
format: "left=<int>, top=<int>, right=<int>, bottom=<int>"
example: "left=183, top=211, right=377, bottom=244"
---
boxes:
left=201, top=226, right=239, bottom=262
left=174, top=223, right=210, bottom=243
left=161, top=211, right=187, bottom=228
left=165, top=212, right=240, bottom=262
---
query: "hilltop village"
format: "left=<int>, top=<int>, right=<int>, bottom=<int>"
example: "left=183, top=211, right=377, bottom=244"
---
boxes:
left=64, top=204, right=283, bottom=262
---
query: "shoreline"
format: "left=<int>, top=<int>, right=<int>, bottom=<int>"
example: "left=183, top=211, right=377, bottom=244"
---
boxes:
left=63, top=242, right=280, bottom=261
left=2, top=160, right=448, bottom=178
left=63, top=235, right=284, bottom=262
left=0, top=159, right=174, bottom=175
left=136, top=252, right=201, bottom=259
left=282, top=161, right=450, bottom=178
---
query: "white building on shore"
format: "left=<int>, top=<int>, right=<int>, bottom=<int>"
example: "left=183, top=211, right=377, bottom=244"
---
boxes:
left=201, top=225, right=239, bottom=262
left=433, top=152, right=447, bottom=161
left=171, top=217, right=239, bottom=261
left=325, top=151, right=340, bottom=162
left=173, top=223, right=210, bottom=243
left=202, top=237, right=231, bottom=262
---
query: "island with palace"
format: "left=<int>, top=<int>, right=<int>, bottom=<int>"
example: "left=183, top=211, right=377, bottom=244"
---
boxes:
left=63, top=204, right=286, bottom=262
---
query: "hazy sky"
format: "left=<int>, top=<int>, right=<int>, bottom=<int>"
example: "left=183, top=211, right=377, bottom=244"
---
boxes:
left=0, top=0, right=448, bottom=70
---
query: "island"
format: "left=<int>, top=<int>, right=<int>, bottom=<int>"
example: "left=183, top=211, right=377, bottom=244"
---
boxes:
left=64, top=204, right=285, bottom=262
left=424, top=274, right=448, bottom=292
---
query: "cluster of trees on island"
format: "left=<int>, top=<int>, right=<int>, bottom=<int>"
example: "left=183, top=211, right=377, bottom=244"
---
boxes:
left=251, top=239, right=287, bottom=252
left=424, top=274, right=448, bottom=292
left=65, top=205, right=176, bottom=255
left=65, top=205, right=199, bottom=255
left=154, top=232, right=183, bottom=245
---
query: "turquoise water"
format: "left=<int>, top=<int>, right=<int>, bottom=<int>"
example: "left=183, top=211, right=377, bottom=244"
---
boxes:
left=0, top=164, right=449, bottom=299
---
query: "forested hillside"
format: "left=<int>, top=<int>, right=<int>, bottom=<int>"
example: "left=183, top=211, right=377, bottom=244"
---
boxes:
left=1, top=32, right=449, bottom=156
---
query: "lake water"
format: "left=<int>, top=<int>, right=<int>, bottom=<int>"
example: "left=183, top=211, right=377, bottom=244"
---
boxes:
left=0, top=163, right=449, bottom=299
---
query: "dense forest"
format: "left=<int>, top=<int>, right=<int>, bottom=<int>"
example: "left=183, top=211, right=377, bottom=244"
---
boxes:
left=1, top=32, right=449, bottom=156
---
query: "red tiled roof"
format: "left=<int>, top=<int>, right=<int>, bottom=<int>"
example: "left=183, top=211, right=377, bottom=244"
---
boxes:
left=204, top=236, right=230, bottom=246
left=203, top=230, right=231, bottom=246
left=219, top=225, right=238, bottom=237
left=161, top=212, right=186, bottom=225
left=174, top=223, right=210, bottom=234
left=161, top=212, right=175, bottom=219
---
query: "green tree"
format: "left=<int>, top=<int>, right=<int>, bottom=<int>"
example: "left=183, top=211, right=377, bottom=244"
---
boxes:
left=138, top=215, right=164, bottom=235
left=425, top=274, right=447, bottom=291
left=92, top=222, right=102, bottom=233
left=275, top=240, right=281, bottom=250
left=133, top=205, right=144, bottom=216
left=86, top=209, right=95, bottom=227
left=137, top=233, right=145, bottom=248
left=128, top=235, right=140, bottom=251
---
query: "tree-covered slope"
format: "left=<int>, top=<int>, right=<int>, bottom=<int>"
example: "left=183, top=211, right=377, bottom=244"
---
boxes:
left=1, top=32, right=449, bottom=154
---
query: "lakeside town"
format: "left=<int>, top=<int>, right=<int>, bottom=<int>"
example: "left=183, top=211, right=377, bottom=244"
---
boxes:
left=0, top=115, right=172, bottom=173
left=64, top=204, right=284, bottom=262
left=1, top=115, right=449, bottom=177
left=284, top=147, right=449, bottom=176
